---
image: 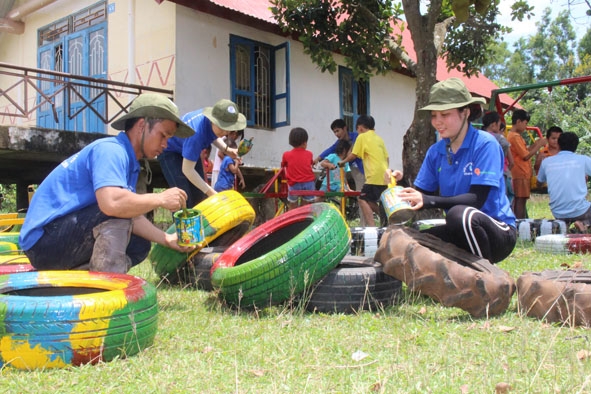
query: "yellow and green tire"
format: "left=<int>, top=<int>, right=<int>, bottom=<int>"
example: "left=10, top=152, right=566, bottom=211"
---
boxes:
left=0, top=271, right=157, bottom=370
left=0, top=232, right=20, bottom=249
left=211, top=202, right=351, bottom=307
left=150, top=190, right=255, bottom=278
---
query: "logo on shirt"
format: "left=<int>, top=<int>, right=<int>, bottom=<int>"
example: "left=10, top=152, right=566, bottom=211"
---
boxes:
left=463, top=162, right=473, bottom=176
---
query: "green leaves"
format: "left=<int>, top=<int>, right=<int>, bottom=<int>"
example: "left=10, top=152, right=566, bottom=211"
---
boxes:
left=270, top=0, right=400, bottom=80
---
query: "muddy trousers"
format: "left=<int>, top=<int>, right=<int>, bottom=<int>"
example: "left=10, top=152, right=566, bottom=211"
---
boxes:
left=25, top=204, right=151, bottom=273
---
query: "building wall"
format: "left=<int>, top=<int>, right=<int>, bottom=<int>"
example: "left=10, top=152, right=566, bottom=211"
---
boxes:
left=0, top=0, right=177, bottom=132
left=175, top=6, right=415, bottom=171
left=1, top=0, right=416, bottom=170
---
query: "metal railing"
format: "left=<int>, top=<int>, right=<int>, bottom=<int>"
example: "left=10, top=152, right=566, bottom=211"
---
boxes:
left=0, top=61, right=173, bottom=127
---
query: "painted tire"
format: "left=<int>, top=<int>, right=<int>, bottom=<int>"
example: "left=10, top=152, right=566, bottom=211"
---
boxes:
left=375, top=226, right=516, bottom=318
left=163, top=247, right=226, bottom=291
left=150, top=190, right=255, bottom=278
left=535, top=234, right=591, bottom=254
left=305, top=256, right=402, bottom=314
left=349, top=227, right=387, bottom=258
left=0, top=232, right=20, bottom=248
left=211, top=202, right=351, bottom=307
left=517, top=219, right=567, bottom=242
left=0, top=254, right=35, bottom=275
left=0, top=241, right=18, bottom=253
left=0, top=270, right=157, bottom=370
left=411, top=218, right=446, bottom=231
left=517, top=270, right=591, bottom=327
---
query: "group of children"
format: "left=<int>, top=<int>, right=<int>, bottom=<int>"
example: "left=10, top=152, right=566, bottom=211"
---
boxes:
left=281, top=115, right=399, bottom=227
left=201, top=129, right=245, bottom=192
left=197, top=110, right=395, bottom=227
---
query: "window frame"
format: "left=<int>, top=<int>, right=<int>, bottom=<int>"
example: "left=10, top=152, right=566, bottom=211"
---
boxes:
left=229, top=35, right=290, bottom=130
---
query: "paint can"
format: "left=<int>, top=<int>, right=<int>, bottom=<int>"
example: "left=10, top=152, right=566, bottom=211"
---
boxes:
left=380, top=177, right=414, bottom=224
left=174, top=209, right=204, bottom=246
left=237, top=137, right=254, bottom=157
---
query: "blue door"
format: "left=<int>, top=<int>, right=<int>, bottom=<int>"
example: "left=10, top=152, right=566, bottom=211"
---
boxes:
left=37, top=22, right=107, bottom=133
left=37, top=43, right=64, bottom=130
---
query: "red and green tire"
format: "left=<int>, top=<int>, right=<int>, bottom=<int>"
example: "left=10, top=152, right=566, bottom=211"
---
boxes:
left=0, top=270, right=158, bottom=370
left=211, top=202, right=351, bottom=307
left=150, top=190, right=255, bottom=278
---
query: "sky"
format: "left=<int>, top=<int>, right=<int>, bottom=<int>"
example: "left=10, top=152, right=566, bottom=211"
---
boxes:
left=497, top=0, right=590, bottom=46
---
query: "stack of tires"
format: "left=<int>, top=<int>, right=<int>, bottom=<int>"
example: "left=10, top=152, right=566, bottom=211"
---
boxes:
left=149, top=190, right=256, bottom=285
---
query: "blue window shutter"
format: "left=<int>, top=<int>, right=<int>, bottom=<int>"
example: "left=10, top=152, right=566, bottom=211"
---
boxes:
left=230, top=35, right=255, bottom=127
left=272, top=41, right=290, bottom=128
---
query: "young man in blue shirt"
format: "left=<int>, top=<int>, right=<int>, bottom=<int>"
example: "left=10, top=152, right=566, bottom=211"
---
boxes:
left=537, top=132, right=591, bottom=232
left=20, top=94, right=197, bottom=273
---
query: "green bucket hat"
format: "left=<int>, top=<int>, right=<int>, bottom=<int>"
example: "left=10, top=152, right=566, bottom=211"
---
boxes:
left=111, top=93, right=194, bottom=138
left=202, top=99, right=247, bottom=131
left=419, top=78, right=486, bottom=111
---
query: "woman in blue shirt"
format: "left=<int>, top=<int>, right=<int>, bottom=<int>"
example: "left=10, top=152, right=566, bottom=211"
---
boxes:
left=392, top=78, right=516, bottom=264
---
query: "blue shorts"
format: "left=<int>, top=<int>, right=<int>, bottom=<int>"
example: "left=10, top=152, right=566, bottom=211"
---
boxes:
left=287, top=181, right=316, bottom=203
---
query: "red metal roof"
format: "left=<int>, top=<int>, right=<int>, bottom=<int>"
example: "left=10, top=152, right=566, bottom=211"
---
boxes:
left=167, top=0, right=515, bottom=106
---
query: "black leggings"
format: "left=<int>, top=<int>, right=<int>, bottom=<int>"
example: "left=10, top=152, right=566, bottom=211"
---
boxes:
left=423, top=205, right=516, bottom=264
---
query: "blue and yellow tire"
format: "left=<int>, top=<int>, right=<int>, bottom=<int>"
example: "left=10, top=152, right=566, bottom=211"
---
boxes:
left=0, top=271, right=157, bottom=370
left=211, top=202, right=351, bottom=307
left=150, top=190, right=255, bottom=278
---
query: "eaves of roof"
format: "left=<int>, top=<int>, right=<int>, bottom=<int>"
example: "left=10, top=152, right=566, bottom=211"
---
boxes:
left=164, top=0, right=516, bottom=107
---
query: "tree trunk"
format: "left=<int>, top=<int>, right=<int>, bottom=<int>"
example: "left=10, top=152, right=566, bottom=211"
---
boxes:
left=400, top=0, right=441, bottom=184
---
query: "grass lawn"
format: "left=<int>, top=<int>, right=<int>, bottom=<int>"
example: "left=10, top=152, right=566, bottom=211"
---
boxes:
left=3, top=194, right=591, bottom=393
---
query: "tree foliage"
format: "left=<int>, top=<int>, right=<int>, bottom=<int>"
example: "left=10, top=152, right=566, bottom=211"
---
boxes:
left=483, top=8, right=591, bottom=154
left=270, top=0, right=536, bottom=181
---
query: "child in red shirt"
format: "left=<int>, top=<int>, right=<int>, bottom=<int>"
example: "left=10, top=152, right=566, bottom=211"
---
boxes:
left=281, top=127, right=316, bottom=210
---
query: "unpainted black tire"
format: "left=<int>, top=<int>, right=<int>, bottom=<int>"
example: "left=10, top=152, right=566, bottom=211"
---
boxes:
left=374, top=226, right=516, bottom=317
left=305, top=256, right=402, bottom=314
left=517, top=269, right=591, bottom=327
left=211, top=203, right=351, bottom=308
left=163, top=247, right=226, bottom=291
left=0, top=270, right=158, bottom=370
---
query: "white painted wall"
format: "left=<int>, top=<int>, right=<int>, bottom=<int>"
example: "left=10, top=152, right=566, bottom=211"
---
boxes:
left=175, top=7, right=416, bottom=172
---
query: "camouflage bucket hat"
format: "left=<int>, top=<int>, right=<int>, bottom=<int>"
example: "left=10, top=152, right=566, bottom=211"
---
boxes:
left=111, top=93, right=194, bottom=138
left=203, top=99, right=247, bottom=131
left=419, top=78, right=486, bottom=111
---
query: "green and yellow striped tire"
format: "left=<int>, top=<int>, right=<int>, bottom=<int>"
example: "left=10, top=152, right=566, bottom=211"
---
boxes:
left=211, top=202, right=351, bottom=307
left=150, top=190, right=255, bottom=278
left=0, top=254, right=34, bottom=275
left=0, top=241, right=18, bottom=253
left=0, top=232, right=19, bottom=248
left=0, top=271, right=157, bottom=370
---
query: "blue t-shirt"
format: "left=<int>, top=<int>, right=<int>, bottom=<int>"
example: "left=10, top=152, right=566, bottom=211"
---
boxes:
left=537, top=151, right=591, bottom=219
left=319, top=132, right=364, bottom=174
left=319, top=153, right=350, bottom=192
left=164, top=109, right=217, bottom=161
left=20, top=132, right=140, bottom=250
left=414, top=125, right=515, bottom=228
left=214, top=156, right=236, bottom=192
